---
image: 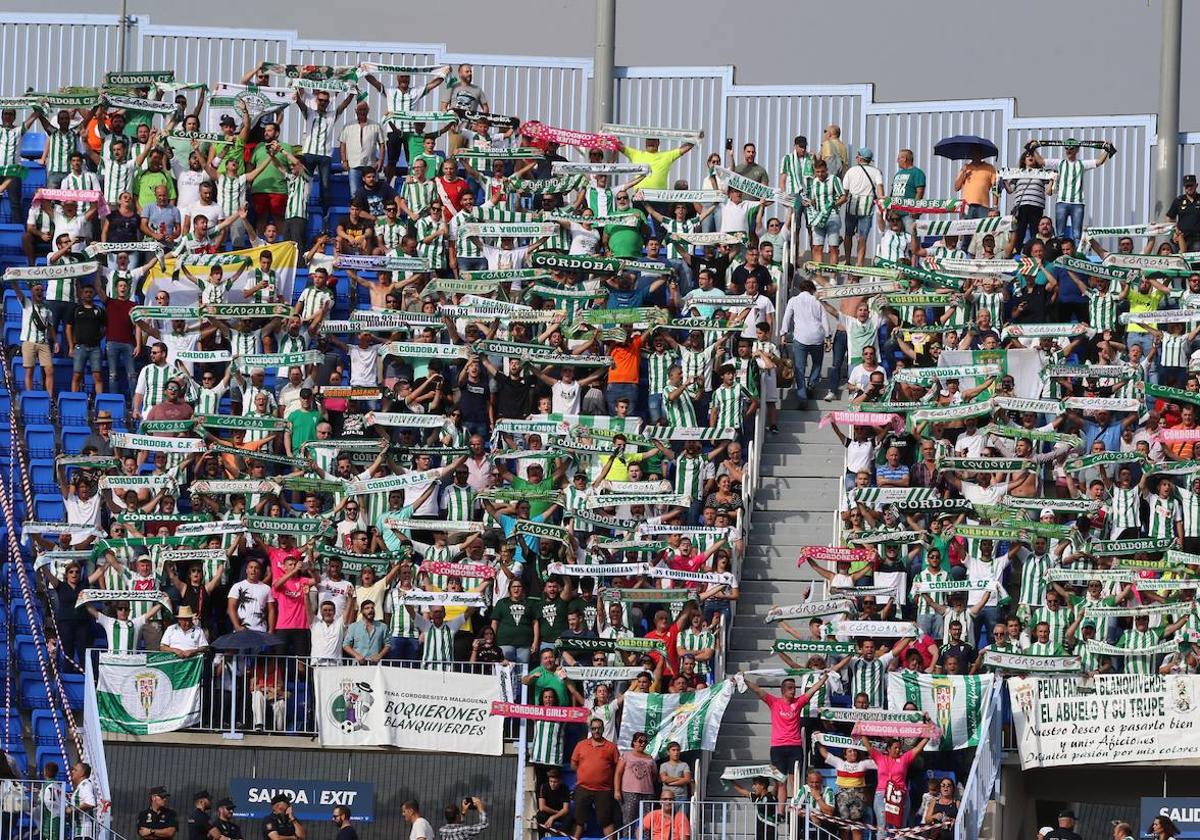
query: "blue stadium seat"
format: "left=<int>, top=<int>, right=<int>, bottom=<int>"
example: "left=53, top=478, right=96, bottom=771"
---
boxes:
left=52, top=359, right=73, bottom=394
left=0, top=423, right=11, bottom=457
left=20, top=676, right=51, bottom=710
left=12, top=600, right=40, bottom=635
left=95, top=393, right=127, bottom=425
left=0, top=710, right=21, bottom=745
left=0, top=388, right=10, bottom=419
left=62, top=426, right=89, bottom=454
left=32, top=710, right=68, bottom=747
left=62, top=674, right=85, bottom=710
left=34, top=495, right=65, bottom=522
left=34, top=748, right=67, bottom=780
left=16, top=633, right=39, bottom=674
left=30, top=458, right=55, bottom=495
left=58, top=392, right=89, bottom=426
left=4, top=325, right=19, bottom=348
left=25, top=424, right=56, bottom=459
left=19, top=390, right=51, bottom=424
left=21, top=133, right=47, bottom=160
left=5, top=747, right=28, bottom=775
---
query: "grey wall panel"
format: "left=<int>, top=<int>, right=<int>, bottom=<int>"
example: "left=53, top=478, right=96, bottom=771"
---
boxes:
left=1178, top=136, right=1200, bottom=188
left=0, top=18, right=121, bottom=97
left=105, top=742, right=518, bottom=840
left=446, top=60, right=590, bottom=132
left=138, top=29, right=291, bottom=93
left=864, top=106, right=1007, bottom=204
left=724, top=90, right=864, bottom=189
left=613, top=72, right=725, bottom=187
left=1007, top=122, right=1152, bottom=228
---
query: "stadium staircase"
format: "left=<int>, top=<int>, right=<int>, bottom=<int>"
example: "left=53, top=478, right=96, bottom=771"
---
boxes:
left=705, top=401, right=845, bottom=800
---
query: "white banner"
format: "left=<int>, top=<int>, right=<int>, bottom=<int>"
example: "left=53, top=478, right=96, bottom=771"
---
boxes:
left=313, top=665, right=504, bottom=754
left=1009, top=674, right=1200, bottom=769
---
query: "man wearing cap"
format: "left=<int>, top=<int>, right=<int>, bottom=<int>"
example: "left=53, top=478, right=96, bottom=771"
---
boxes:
left=160, top=606, right=209, bottom=658
left=138, top=788, right=179, bottom=840
left=841, top=147, right=885, bottom=267
left=1046, top=810, right=1083, bottom=840
left=1167, top=174, right=1200, bottom=252
left=263, top=794, right=304, bottom=840
left=188, top=793, right=214, bottom=840
left=210, top=799, right=243, bottom=840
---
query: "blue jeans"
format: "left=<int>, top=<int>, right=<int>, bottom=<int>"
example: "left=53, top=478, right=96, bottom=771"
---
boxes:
left=348, top=166, right=373, bottom=203
left=964, top=203, right=991, bottom=220
left=500, top=645, right=531, bottom=664
left=647, top=393, right=666, bottom=424
left=301, top=153, right=333, bottom=215
left=72, top=344, right=101, bottom=376
left=606, top=382, right=638, bottom=415
left=827, top=330, right=848, bottom=393
left=107, top=341, right=135, bottom=395
left=917, top=612, right=941, bottom=641
left=457, top=256, right=487, bottom=274
left=390, top=635, right=420, bottom=662
left=789, top=342, right=824, bottom=399
left=1055, top=201, right=1085, bottom=242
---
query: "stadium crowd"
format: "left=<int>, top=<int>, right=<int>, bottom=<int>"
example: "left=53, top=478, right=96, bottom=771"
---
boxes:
left=0, top=50, right=1198, bottom=840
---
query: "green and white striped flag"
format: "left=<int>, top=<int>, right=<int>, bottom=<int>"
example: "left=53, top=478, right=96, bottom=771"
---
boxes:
left=618, top=679, right=737, bottom=757
left=96, top=652, right=203, bottom=735
left=887, top=671, right=993, bottom=750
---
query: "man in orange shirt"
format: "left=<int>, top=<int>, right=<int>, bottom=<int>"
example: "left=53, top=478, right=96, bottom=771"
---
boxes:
left=569, top=719, right=620, bottom=840
left=605, top=327, right=644, bottom=415
left=953, top=148, right=997, bottom=220
left=640, top=791, right=690, bottom=840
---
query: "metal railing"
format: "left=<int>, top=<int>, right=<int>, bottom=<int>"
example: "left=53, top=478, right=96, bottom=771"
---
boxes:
left=0, top=779, right=67, bottom=840
left=637, top=798, right=791, bottom=840
left=85, top=650, right=524, bottom=740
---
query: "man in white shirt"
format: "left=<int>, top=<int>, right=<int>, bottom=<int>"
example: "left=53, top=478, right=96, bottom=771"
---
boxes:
left=847, top=345, right=885, bottom=397
left=841, top=147, right=885, bottom=267
left=779, top=278, right=830, bottom=402
left=339, top=101, right=386, bottom=201
left=227, top=559, right=274, bottom=632
left=62, top=474, right=101, bottom=546
left=296, top=90, right=353, bottom=224
left=402, top=800, right=434, bottom=840
left=310, top=599, right=353, bottom=663
left=160, top=606, right=209, bottom=657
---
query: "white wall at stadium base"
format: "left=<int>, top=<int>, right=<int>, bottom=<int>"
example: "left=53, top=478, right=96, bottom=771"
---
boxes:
left=1, top=13, right=1188, bottom=229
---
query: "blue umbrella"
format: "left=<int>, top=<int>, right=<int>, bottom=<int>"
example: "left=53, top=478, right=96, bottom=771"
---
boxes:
left=934, top=135, right=999, bottom=161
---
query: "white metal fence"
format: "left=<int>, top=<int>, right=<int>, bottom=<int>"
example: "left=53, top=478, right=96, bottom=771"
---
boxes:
left=0, top=14, right=1185, bottom=230
left=0, top=779, right=68, bottom=840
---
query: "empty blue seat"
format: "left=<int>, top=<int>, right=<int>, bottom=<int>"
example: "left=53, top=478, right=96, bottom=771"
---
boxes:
left=58, top=392, right=88, bottom=426
left=62, top=674, right=85, bottom=710
left=61, top=426, right=89, bottom=454
left=30, top=458, right=55, bottom=495
left=52, top=359, right=73, bottom=394
left=0, top=711, right=21, bottom=745
left=12, top=600, right=39, bottom=635
left=95, top=393, right=127, bottom=425
left=20, top=133, right=47, bottom=159
left=20, top=676, right=51, bottom=710
left=25, top=424, right=55, bottom=459
left=5, top=746, right=27, bottom=775
left=0, top=389, right=10, bottom=418
left=16, top=633, right=39, bottom=673
left=34, top=495, right=65, bottom=522
left=19, top=390, right=50, bottom=424
left=32, top=710, right=67, bottom=747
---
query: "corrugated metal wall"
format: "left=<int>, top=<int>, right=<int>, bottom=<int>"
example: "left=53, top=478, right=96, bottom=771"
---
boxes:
left=613, top=70, right=727, bottom=186
left=0, top=16, right=122, bottom=96
left=105, top=742, right=518, bottom=840
left=1179, top=134, right=1200, bottom=184
left=1007, top=121, right=1153, bottom=227
left=448, top=59, right=591, bottom=132
left=724, top=87, right=864, bottom=191
left=864, top=103, right=1009, bottom=204
left=139, top=27, right=292, bottom=88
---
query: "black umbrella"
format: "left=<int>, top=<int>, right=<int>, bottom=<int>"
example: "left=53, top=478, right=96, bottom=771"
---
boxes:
left=934, top=134, right=999, bottom=161
left=211, top=629, right=282, bottom=653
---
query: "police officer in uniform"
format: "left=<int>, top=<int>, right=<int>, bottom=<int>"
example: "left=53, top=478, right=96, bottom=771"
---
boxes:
left=210, top=799, right=243, bottom=840
left=137, top=787, right=179, bottom=840
left=262, top=794, right=304, bottom=840
left=187, top=792, right=213, bottom=840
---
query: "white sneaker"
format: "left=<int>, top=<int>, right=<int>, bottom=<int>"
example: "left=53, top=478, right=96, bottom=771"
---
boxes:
left=823, top=391, right=835, bottom=402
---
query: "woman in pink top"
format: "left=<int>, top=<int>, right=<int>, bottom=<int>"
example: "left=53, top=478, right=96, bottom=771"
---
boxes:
left=743, top=671, right=829, bottom=802
left=271, top=556, right=313, bottom=655
left=614, top=731, right=658, bottom=827
left=862, top=735, right=929, bottom=830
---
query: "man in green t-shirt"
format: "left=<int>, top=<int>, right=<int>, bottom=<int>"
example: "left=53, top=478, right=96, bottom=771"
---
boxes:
left=603, top=192, right=648, bottom=258
left=249, top=124, right=289, bottom=224
left=889, top=148, right=926, bottom=233
left=534, top=577, right=569, bottom=649
left=134, top=145, right=176, bottom=209
left=285, top=388, right=322, bottom=455
left=520, top=648, right=567, bottom=705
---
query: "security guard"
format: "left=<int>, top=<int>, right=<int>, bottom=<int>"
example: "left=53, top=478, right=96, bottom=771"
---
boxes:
left=210, top=798, right=244, bottom=840
left=1167, top=174, right=1200, bottom=252
left=261, top=794, right=303, bottom=840
left=187, top=792, right=213, bottom=840
left=137, top=787, right=179, bottom=840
